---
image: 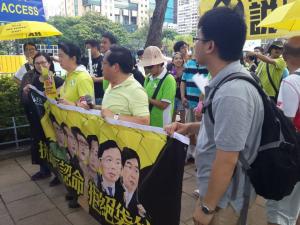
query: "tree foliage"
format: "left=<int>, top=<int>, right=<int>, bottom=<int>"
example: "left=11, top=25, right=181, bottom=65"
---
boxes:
left=48, top=13, right=129, bottom=49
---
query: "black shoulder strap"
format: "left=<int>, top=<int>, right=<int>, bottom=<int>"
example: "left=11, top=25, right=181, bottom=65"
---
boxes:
left=203, top=74, right=268, bottom=124
left=24, top=63, right=32, bottom=72
left=266, top=63, right=279, bottom=98
left=149, top=72, right=169, bottom=112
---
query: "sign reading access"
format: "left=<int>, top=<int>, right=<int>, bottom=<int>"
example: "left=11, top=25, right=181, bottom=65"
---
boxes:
left=0, top=0, right=45, bottom=22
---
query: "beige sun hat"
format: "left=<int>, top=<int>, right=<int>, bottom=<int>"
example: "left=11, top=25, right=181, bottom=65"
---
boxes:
left=138, top=46, right=168, bottom=67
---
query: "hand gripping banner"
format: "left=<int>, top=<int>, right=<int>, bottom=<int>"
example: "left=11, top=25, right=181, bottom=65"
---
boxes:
left=29, top=87, right=189, bottom=225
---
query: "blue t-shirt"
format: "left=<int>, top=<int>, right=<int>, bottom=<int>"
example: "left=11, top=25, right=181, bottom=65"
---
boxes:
left=181, top=59, right=208, bottom=108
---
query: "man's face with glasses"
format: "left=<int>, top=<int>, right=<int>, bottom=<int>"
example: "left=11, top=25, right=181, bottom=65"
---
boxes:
left=24, top=45, right=37, bottom=59
left=34, top=56, right=50, bottom=74
left=194, top=29, right=211, bottom=65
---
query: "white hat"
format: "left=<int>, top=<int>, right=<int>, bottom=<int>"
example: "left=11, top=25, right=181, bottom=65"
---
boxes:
left=138, top=46, right=168, bottom=67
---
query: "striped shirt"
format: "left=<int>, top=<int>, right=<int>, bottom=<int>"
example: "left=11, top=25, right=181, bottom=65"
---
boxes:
left=181, top=59, right=209, bottom=108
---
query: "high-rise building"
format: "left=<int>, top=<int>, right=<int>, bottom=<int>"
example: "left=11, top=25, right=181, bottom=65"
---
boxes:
left=82, top=0, right=148, bottom=31
left=177, top=0, right=199, bottom=34
left=44, top=0, right=84, bottom=17
left=44, top=0, right=150, bottom=30
left=149, top=0, right=177, bottom=25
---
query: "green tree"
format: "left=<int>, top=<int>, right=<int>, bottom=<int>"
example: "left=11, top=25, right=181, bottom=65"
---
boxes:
left=162, top=28, right=179, bottom=41
left=0, top=41, right=16, bottom=55
left=48, top=13, right=129, bottom=50
left=127, top=24, right=150, bottom=52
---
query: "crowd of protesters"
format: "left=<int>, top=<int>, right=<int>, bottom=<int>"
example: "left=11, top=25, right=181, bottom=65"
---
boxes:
left=14, top=5, right=300, bottom=225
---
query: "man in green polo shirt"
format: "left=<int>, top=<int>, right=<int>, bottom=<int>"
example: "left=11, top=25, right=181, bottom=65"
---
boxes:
left=101, top=46, right=150, bottom=125
left=247, top=40, right=286, bottom=101
left=139, top=46, right=176, bottom=128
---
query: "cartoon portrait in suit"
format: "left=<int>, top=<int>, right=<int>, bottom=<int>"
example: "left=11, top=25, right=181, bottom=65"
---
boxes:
left=121, top=147, right=147, bottom=218
left=97, top=140, right=124, bottom=200
left=87, top=135, right=99, bottom=182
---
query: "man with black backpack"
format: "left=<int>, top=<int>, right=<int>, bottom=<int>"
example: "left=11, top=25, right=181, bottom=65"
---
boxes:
left=165, top=7, right=264, bottom=225
left=266, top=36, right=300, bottom=225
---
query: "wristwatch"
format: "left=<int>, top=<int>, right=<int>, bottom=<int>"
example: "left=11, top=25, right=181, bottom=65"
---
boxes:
left=200, top=202, right=216, bottom=215
left=113, top=113, right=120, bottom=120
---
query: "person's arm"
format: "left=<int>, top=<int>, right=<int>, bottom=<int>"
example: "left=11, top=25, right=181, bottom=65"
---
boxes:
left=203, top=150, right=239, bottom=209
left=247, top=51, right=276, bottom=65
left=101, top=108, right=150, bottom=125
left=164, top=122, right=200, bottom=136
left=180, top=81, right=188, bottom=106
left=193, top=150, right=239, bottom=225
left=149, top=98, right=169, bottom=110
left=91, top=76, right=103, bottom=83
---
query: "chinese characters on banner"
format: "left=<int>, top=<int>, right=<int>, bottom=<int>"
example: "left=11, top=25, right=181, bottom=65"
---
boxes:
left=200, top=0, right=295, bottom=40
left=30, top=88, right=188, bottom=225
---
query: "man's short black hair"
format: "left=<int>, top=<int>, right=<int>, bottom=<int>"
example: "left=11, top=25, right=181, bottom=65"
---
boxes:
left=106, top=45, right=134, bottom=74
left=61, top=122, right=68, bottom=135
left=102, top=32, right=117, bottom=45
left=71, top=127, right=85, bottom=141
left=98, top=140, right=120, bottom=158
left=87, top=135, right=99, bottom=149
left=254, top=46, right=264, bottom=53
left=85, top=39, right=100, bottom=51
left=58, top=42, right=82, bottom=65
left=137, top=49, right=144, bottom=57
left=173, top=41, right=188, bottom=52
left=198, top=7, right=246, bottom=61
left=121, top=147, right=140, bottom=170
left=23, top=42, right=37, bottom=51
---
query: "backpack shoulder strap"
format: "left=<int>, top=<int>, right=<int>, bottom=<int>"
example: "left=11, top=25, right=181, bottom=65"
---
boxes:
left=24, top=63, right=32, bottom=72
left=149, top=72, right=169, bottom=112
left=203, top=74, right=268, bottom=124
left=266, top=63, right=279, bottom=98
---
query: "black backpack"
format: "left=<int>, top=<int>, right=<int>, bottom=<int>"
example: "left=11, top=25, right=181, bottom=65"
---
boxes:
left=203, top=74, right=300, bottom=201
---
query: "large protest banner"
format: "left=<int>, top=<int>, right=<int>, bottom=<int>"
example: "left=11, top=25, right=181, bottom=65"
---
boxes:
left=199, top=0, right=296, bottom=40
left=29, top=87, right=188, bottom=225
left=0, top=0, right=46, bottom=22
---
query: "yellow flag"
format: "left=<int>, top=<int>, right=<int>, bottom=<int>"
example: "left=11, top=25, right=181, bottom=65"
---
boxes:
left=42, top=68, right=58, bottom=99
left=199, top=0, right=296, bottom=40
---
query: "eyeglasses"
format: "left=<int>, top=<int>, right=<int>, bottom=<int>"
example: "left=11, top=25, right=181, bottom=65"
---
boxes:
left=193, top=37, right=210, bottom=42
left=25, top=48, right=36, bottom=52
left=34, top=61, right=48, bottom=66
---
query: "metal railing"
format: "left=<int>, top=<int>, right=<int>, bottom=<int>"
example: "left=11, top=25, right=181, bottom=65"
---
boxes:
left=0, top=116, right=31, bottom=148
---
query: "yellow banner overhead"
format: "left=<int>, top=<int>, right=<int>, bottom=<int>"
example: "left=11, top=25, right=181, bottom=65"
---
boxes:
left=199, top=0, right=296, bottom=40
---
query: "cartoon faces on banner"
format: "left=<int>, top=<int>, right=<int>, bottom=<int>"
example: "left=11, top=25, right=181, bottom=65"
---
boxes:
left=48, top=113, right=146, bottom=219
left=200, top=0, right=295, bottom=40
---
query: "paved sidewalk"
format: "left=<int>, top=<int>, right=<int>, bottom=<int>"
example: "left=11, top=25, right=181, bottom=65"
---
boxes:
left=0, top=155, right=267, bottom=225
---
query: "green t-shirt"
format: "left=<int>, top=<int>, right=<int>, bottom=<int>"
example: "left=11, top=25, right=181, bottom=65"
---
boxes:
left=256, top=57, right=286, bottom=97
left=102, top=76, right=149, bottom=117
left=103, top=79, right=109, bottom=92
left=144, top=71, right=176, bottom=128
